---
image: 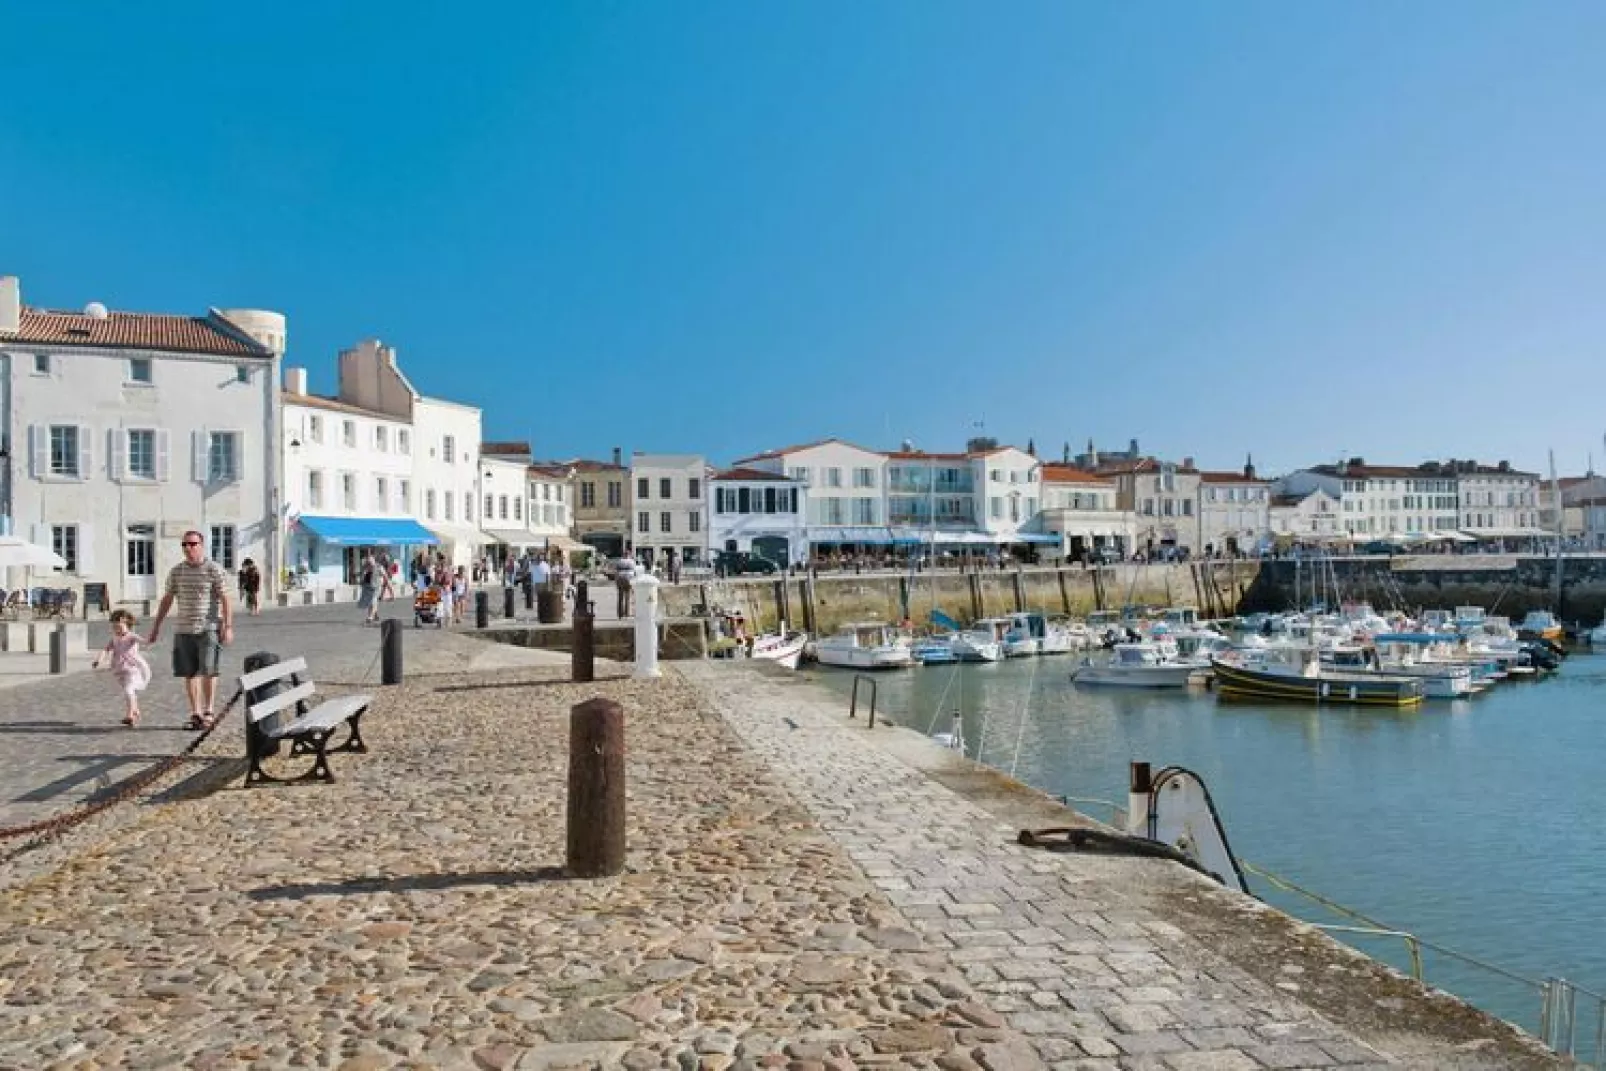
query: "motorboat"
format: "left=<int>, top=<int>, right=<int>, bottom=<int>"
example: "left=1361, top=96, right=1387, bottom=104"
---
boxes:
left=1323, top=643, right=1477, bottom=699
left=812, top=623, right=915, bottom=669
left=950, top=628, right=1005, bottom=663
left=912, top=638, right=959, bottom=665
left=749, top=627, right=809, bottom=670
left=1517, top=610, right=1565, bottom=644
left=1211, top=647, right=1423, bottom=707
left=1071, top=642, right=1204, bottom=688
left=1002, top=612, right=1074, bottom=656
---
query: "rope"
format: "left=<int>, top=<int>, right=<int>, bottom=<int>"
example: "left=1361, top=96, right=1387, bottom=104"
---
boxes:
left=1007, top=647, right=1041, bottom=778
left=923, top=664, right=962, bottom=737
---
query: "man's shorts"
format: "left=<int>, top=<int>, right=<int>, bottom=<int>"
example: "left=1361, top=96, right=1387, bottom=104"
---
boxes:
left=172, top=631, right=221, bottom=678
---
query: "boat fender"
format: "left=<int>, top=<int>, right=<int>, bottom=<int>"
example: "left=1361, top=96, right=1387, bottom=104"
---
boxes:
left=1349, top=685, right=1358, bottom=701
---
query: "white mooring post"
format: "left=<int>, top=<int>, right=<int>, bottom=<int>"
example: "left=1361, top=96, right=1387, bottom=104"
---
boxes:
left=1127, top=761, right=1153, bottom=837
left=632, top=572, right=661, bottom=679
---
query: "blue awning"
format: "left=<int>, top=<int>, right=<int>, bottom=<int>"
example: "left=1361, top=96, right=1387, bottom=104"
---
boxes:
left=298, top=516, right=439, bottom=547
left=1015, top=533, right=1063, bottom=545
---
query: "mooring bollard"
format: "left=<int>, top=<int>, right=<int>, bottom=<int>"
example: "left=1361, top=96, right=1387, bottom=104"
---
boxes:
left=380, top=618, right=403, bottom=685
left=631, top=573, right=660, bottom=679
left=566, top=697, right=625, bottom=878
left=1127, top=761, right=1153, bottom=837
left=572, top=607, right=595, bottom=682
left=576, top=579, right=590, bottom=618
left=524, top=580, right=535, bottom=611
left=475, top=589, right=489, bottom=629
left=49, top=624, right=67, bottom=675
left=503, top=585, right=515, bottom=619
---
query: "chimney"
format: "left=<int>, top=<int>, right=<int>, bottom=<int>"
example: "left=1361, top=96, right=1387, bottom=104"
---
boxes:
left=1498, top=460, right=1510, bottom=472
left=0, top=276, right=19, bottom=334
left=1182, top=456, right=1195, bottom=470
left=1129, top=438, right=1139, bottom=457
left=611, top=446, right=622, bottom=468
left=284, top=367, right=308, bottom=395
left=1062, top=441, right=1071, bottom=465
left=1244, top=453, right=1256, bottom=480
left=1026, top=438, right=1036, bottom=457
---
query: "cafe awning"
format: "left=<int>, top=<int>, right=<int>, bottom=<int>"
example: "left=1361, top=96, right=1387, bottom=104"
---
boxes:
left=298, top=516, right=439, bottom=547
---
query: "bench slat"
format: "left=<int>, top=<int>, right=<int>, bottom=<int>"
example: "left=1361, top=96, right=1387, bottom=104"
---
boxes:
left=248, top=680, right=317, bottom=722
left=265, top=694, right=371, bottom=739
left=239, top=657, right=309, bottom=692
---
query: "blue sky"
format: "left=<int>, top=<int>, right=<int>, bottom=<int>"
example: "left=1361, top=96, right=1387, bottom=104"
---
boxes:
left=2, top=2, right=1603, bottom=476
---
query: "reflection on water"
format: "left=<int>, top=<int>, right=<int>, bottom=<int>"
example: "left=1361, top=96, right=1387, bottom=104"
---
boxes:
left=806, top=653, right=1606, bottom=1033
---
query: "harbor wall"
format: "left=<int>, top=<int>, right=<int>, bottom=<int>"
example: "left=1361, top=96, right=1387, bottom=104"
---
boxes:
left=660, top=562, right=1259, bottom=634
left=1241, top=554, right=1606, bottom=623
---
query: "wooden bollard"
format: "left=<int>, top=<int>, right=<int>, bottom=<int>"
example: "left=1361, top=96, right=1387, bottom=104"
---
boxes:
left=572, top=608, right=595, bottom=683
left=566, top=698, right=625, bottom=878
left=380, top=618, right=403, bottom=685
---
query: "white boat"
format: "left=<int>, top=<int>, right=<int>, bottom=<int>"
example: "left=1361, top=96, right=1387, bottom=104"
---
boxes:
left=1587, top=614, right=1606, bottom=647
left=813, top=623, right=915, bottom=670
left=1004, top=612, right=1077, bottom=656
left=749, top=628, right=808, bottom=670
left=950, top=628, right=1004, bottom=663
left=1071, top=642, right=1203, bottom=688
left=912, top=639, right=959, bottom=665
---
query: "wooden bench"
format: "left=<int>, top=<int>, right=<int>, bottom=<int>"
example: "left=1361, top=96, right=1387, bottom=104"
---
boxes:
left=238, top=656, right=372, bottom=786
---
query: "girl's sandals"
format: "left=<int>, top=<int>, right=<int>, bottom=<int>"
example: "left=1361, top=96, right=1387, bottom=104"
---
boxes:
left=122, top=713, right=139, bottom=727
left=185, top=712, right=215, bottom=731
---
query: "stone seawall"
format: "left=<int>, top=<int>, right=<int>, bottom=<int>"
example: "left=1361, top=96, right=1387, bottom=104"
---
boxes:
left=1243, top=554, right=1606, bottom=622
left=663, top=562, right=1261, bottom=634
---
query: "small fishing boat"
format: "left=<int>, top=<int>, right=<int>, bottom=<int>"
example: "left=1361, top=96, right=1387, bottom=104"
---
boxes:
left=1071, top=642, right=1204, bottom=688
left=1211, top=648, right=1423, bottom=707
left=950, top=628, right=1005, bottom=663
left=1517, top=610, right=1565, bottom=644
left=749, top=628, right=809, bottom=670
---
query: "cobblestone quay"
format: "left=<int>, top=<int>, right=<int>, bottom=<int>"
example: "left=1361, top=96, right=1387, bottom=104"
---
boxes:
left=0, top=648, right=1566, bottom=1069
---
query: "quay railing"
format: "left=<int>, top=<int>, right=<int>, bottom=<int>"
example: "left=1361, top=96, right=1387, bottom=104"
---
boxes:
left=1044, top=797, right=1603, bottom=1067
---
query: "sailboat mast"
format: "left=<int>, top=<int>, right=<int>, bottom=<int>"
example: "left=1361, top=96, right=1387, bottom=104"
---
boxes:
left=1550, top=449, right=1564, bottom=614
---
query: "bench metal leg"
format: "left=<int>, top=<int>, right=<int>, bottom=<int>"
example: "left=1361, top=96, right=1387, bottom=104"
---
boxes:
left=332, top=709, right=368, bottom=754
left=247, top=729, right=337, bottom=786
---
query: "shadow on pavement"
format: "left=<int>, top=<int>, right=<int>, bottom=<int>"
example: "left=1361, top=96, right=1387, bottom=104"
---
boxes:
left=247, top=866, right=571, bottom=900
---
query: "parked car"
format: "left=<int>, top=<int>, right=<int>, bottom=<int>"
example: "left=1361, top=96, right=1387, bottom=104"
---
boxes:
left=715, top=551, right=779, bottom=576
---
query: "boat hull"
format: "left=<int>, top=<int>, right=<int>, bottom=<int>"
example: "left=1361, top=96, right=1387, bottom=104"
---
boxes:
left=815, top=646, right=914, bottom=670
left=1211, top=660, right=1422, bottom=707
left=751, top=632, right=807, bottom=670
left=1072, top=662, right=1199, bottom=688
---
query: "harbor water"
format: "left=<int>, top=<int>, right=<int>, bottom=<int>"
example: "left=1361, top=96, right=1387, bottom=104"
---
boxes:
left=806, top=650, right=1606, bottom=1036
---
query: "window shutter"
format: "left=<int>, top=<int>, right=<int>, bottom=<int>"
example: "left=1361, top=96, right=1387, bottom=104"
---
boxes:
left=77, top=524, right=94, bottom=576
left=77, top=425, right=93, bottom=482
left=155, top=430, right=171, bottom=482
left=29, top=426, right=46, bottom=478
left=230, top=430, right=243, bottom=483
left=109, top=429, right=127, bottom=482
left=192, top=430, right=209, bottom=483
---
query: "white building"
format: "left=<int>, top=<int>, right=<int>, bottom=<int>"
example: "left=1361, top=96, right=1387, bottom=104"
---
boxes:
left=1037, top=464, right=1132, bottom=559
left=629, top=453, right=708, bottom=568
left=973, top=445, right=1046, bottom=547
left=733, top=439, right=887, bottom=556
left=0, top=275, right=282, bottom=605
left=1581, top=497, right=1606, bottom=551
left=281, top=367, right=434, bottom=590
left=479, top=445, right=536, bottom=560
left=1455, top=461, right=1542, bottom=540
left=333, top=339, right=485, bottom=567
left=1196, top=461, right=1271, bottom=556
left=1268, top=489, right=1341, bottom=541
left=709, top=467, right=808, bottom=566
left=526, top=464, right=580, bottom=559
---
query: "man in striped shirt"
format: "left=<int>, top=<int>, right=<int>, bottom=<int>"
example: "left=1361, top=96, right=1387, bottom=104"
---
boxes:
left=147, top=530, right=234, bottom=730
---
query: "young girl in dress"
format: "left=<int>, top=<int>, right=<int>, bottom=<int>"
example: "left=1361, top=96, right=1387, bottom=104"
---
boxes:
left=93, top=609, right=153, bottom=727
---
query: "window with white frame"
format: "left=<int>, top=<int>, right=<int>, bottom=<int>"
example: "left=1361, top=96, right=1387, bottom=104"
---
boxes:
left=33, top=354, right=51, bottom=375
left=128, top=358, right=152, bottom=384
left=689, top=511, right=700, bottom=532
left=51, top=525, right=78, bottom=572
left=465, top=493, right=473, bottom=521
left=397, top=479, right=410, bottom=513
left=309, top=470, right=324, bottom=509
left=660, top=477, right=672, bottom=499
left=342, top=472, right=356, bottom=511
left=514, top=497, right=522, bottom=521
left=398, top=429, right=410, bottom=454
left=309, top=415, right=323, bottom=443
left=442, top=436, right=455, bottom=463
left=126, top=429, right=157, bottom=480
left=48, top=425, right=82, bottom=478
left=788, top=466, right=809, bottom=484
left=688, top=477, right=701, bottom=500
left=499, top=495, right=509, bottom=521
left=485, top=493, right=494, bottom=517
left=210, top=525, right=237, bottom=570
left=342, top=420, right=356, bottom=447
left=824, top=467, right=842, bottom=488
left=659, top=511, right=672, bottom=533
left=207, top=431, right=240, bottom=483
left=853, top=467, right=875, bottom=488
left=581, top=482, right=596, bottom=508
left=375, top=426, right=388, bottom=452
left=375, top=477, right=388, bottom=512
left=853, top=498, right=874, bottom=524
left=425, top=489, right=436, bottom=519
left=637, top=511, right=649, bottom=533
left=444, top=492, right=454, bottom=521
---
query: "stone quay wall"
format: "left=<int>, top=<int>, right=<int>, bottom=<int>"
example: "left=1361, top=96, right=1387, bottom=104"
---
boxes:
left=1242, top=554, right=1606, bottom=622
left=663, top=562, right=1262, bottom=634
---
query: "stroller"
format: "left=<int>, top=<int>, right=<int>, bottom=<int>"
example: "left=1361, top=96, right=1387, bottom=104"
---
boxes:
left=413, top=585, right=445, bottom=628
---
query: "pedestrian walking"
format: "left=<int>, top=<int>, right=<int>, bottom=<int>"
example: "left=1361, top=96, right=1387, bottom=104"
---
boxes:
left=146, top=530, right=233, bottom=730
left=358, top=552, right=380, bottom=624
left=614, top=556, right=636, bottom=617
left=238, top=558, right=262, bottom=616
left=93, top=609, right=153, bottom=727
left=452, top=566, right=468, bottom=624
left=377, top=551, right=396, bottom=601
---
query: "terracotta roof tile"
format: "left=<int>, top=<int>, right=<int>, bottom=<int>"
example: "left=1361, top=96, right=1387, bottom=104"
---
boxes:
left=712, top=466, right=798, bottom=482
left=552, top=458, right=625, bottom=473
left=482, top=441, right=532, bottom=457
left=1040, top=463, right=1112, bottom=485
left=3, top=307, right=271, bottom=358
left=1198, top=470, right=1268, bottom=484
left=884, top=450, right=970, bottom=461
